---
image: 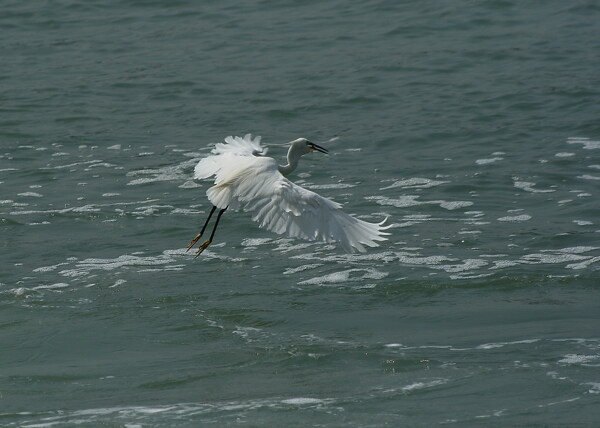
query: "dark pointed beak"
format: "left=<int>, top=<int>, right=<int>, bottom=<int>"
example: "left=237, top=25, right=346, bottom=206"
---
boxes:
left=308, top=142, right=328, bottom=154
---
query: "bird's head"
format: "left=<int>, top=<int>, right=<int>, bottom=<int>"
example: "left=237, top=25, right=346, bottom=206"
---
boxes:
left=289, top=138, right=329, bottom=156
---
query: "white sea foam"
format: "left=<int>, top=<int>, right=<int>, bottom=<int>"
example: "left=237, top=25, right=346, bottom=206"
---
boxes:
left=126, top=158, right=198, bottom=186
left=401, top=379, right=447, bottom=393
left=520, top=253, right=588, bottom=265
left=434, top=258, right=488, bottom=273
left=49, top=248, right=245, bottom=279
left=497, top=214, right=532, bottom=222
left=567, top=137, right=600, bottom=150
left=558, top=354, right=600, bottom=365
left=307, top=183, right=356, bottom=189
left=380, top=177, right=449, bottom=190
left=439, top=201, right=473, bottom=210
left=33, top=262, right=70, bottom=273
left=49, top=160, right=105, bottom=170
left=567, top=256, right=600, bottom=270
left=586, top=382, right=600, bottom=394
left=298, top=268, right=388, bottom=286
left=476, top=339, right=540, bottom=350
left=171, top=208, right=202, bottom=215
left=573, top=220, right=593, bottom=226
left=475, top=157, right=503, bottom=165
left=367, top=195, right=473, bottom=210
left=178, top=180, right=202, bottom=188
left=7, top=200, right=161, bottom=216
left=241, top=238, right=273, bottom=247
left=283, top=264, right=323, bottom=275
left=552, top=246, right=598, bottom=254
left=513, top=181, right=554, bottom=193
left=281, top=398, right=326, bottom=405
left=396, top=253, right=455, bottom=266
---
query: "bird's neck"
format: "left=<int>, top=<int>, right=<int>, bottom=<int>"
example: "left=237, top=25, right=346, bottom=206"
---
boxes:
left=278, top=148, right=301, bottom=177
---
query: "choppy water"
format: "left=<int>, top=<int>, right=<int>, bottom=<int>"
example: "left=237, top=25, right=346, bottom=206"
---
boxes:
left=2, top=1, right=599, bottom=426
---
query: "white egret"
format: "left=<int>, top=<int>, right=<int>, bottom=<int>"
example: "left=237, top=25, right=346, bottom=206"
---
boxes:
left=187, top=134, right=390, bottom=256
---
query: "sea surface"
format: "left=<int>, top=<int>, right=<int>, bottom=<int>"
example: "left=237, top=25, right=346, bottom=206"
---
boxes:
left=1, top=1, right=599, bottom=426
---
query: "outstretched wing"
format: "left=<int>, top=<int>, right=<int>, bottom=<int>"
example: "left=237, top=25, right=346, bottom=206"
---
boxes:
left=230, top=160, right=390, bottom=253
left=194, top=134, right=265, bottom=181
left=193, top=134, right=390, bottom=252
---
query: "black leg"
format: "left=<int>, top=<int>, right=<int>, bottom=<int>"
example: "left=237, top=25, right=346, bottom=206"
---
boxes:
left=187, top=205, right=217, bottom=251
left=195, top=207, right=227, bottom=257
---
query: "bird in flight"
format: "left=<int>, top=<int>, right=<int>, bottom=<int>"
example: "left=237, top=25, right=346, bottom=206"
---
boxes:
left=187, top=134, right=390, bottom=256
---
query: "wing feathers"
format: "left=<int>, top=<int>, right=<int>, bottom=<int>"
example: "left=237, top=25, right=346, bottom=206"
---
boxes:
left=194, top=134, right=389, bottom=252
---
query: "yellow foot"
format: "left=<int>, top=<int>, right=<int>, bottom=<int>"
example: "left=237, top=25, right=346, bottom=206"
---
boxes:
left=195, top=240, right=211, bottom=257
left=186, top=233, right=202, bottom=252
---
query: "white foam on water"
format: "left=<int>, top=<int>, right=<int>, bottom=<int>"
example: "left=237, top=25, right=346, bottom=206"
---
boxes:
left=537, top=397, right=580, bottom=408
left=232, top=326, right=270, bottom=343
left=241, top=238, right=273, bottom=247
left=520, top=252, right=589, bottom=265
left=497, top=214, right=532, bottom=222
left=306, top=183, right=356, bottom=189
left=12, top=396, right=340, bottom=427
left=566, top=256, right=600, bottom=270
left=567, top=137, right=600, bottom=150
left=8, top=200, right=161, bottom=216
left=17, top=192, right=43, bottom=197
left=53, top=248, right=241, bottom=279
left=573, top=220, right=593, bottom=226
left=513, top=181, right=555, bottom=193
left=126, top=158, right=198, bottom=186
left=585, top=382, right=600, bottom=394
left=33, top=263, right=70, bottom=273
left=439, top=201, right=473, bottom=210
left=434, top=258, right=488, bottom=273
left=366, top=195, right=421, bottom=208
left=401, top=379, right=447, bottom=393
left=555, top=152, right=575, bottom=157
left=490, top=260, right=520, bottom=270
left=558, top=354, right=600, bottom=365
left=395, top=252, right=455, bottom=266
left=31, top=283, right=70, bottom=291
left=110, top=279, right=127, bottom=288
left=552, top=246, right=598, bottom=254
left=476, top=339, right=540, bottom=350
left=475, top=157, right=503, bottom=165
left=578, top=174, right=600, bottom=180
left=178, top=180, right=202, bottom=188
left=86, top=162, right=116, bottom=169
left=171, top=208, right=202, bottom=215
left=298, top=267, right=388, bottom=286
left=380, top=177, right=449, bottom=190
left=280, top=397, right=326, bottom=405
left=367, top=195, right=473, bottom=211
left=283, top=264, right=323, bottom=275
left=49, top=160, right=105, bottom=170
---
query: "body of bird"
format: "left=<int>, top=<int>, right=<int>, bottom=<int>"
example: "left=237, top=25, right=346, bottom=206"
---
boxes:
left=187, top=134, right=390, bottom=255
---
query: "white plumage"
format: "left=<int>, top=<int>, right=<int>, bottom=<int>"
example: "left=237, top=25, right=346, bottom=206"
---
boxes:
left=188, top=134, right=390, bottom=255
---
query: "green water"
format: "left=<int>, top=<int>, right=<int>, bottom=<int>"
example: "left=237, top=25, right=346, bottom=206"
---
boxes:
left=1, top=1, right=599, bottom=426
